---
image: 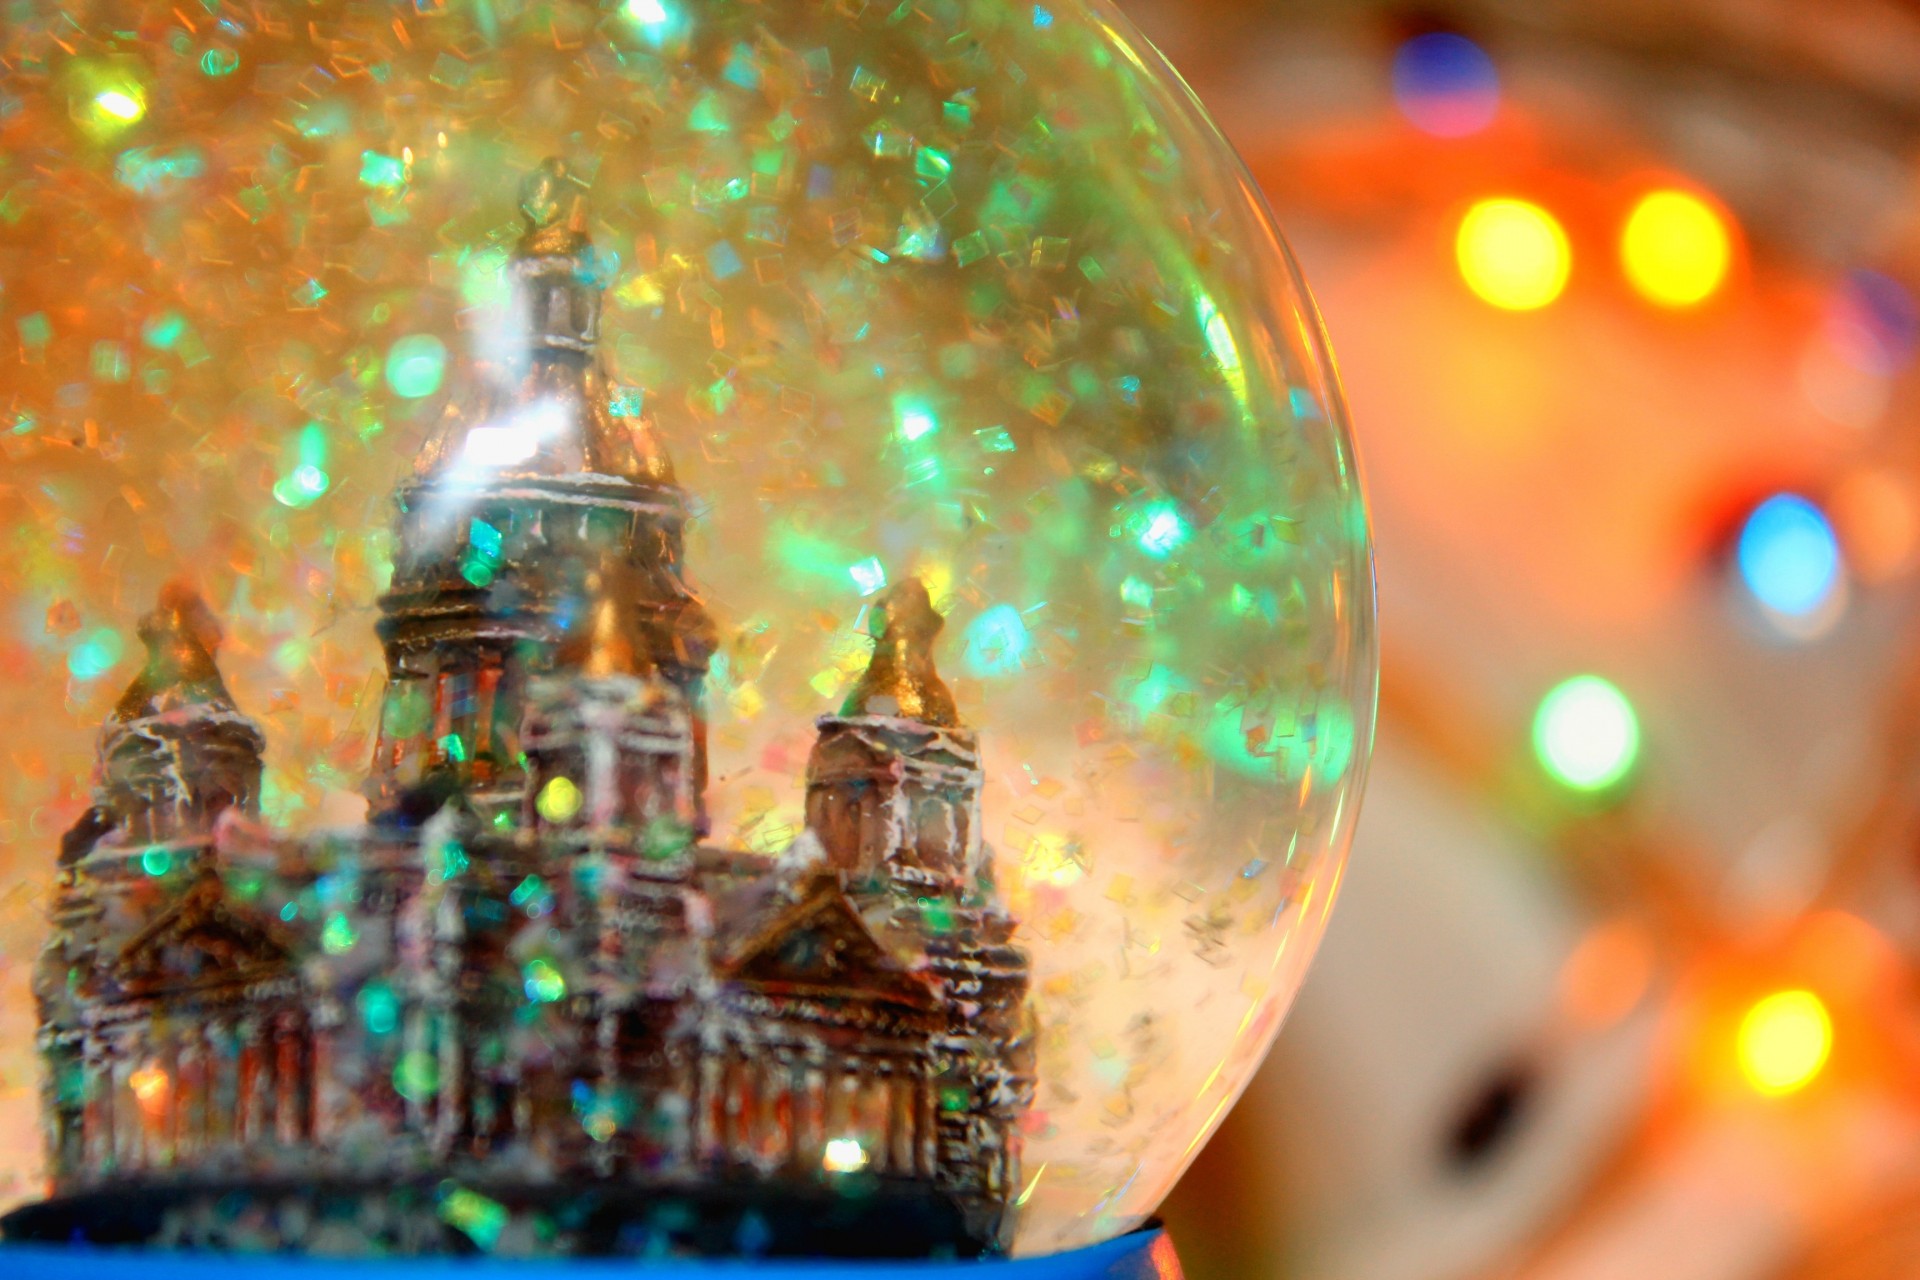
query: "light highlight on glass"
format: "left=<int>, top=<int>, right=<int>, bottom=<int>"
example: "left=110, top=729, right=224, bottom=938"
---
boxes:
left=1621, top=190, right=1732, bottom=309
left=1392, top=33, right=1500, bottom=138
left=1737, top=495, right=1843, bottom=622
left=1737, top=990, right=1832, bottom=1097
left=1456, top=198, right=1570, bottom=311
left=1533, top=675, right=1640, bottom=792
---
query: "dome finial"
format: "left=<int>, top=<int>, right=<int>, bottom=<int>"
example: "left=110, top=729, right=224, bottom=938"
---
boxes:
left=114, top=581, right=236, bottom=722
left=517, top=156, right=590, bottom=256
left=842, top=578, right=958, bottom=727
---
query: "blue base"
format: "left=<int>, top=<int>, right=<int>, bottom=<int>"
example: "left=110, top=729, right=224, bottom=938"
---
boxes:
left=0, top=1228, right=1178, bottom=1278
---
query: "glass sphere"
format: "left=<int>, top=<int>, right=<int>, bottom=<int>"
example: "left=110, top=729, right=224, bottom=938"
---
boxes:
left=0, top=0, right=1373, bottom=1256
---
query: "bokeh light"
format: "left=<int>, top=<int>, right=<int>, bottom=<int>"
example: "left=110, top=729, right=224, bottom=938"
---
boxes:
left=1533, top=675, right=1641, bottom=793
left=823, top=1137, right=870, bottom=1174
left=1829, top=467, right=1920, bottom=583
left=1457, top=198, right=1571, bottom=311
left=93, top=90, right=144, bottom=123
left=1737, top=495, right=1843, bottom=624
left=385, top=333, right=449, bottom=399
left=1621, top=190, right=1733, bottom=309
left=1392, top=33, right=1500, bottom=138
left=1737, top=990, right=1833, bottom=1097
left=1828, top=269, right=1920, bottom=377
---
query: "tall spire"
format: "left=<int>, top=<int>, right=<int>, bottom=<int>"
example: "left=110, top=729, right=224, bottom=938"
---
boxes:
left=114, top=583, right=236, bottom=722
left=555, top=561, right=654, bottom=680
left=414, top=157, right=676, bottom=486
left=843, top=579, right=959, bottom=727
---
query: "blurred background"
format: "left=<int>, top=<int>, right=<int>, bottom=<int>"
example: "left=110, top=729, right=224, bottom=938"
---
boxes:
left=1128, top=1, right=1920, bottom=1278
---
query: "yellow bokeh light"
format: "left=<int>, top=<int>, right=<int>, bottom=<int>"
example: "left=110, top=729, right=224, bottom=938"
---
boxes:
left=535, top=775, right=584, bottom=823
left=1456, top=198, right=1571, bottom=311
left=95, top=89, right=144, bottom=121
left=1622, top=189, right=1732, bottom=308
left=1737, top=989, right=1832, bottom=1097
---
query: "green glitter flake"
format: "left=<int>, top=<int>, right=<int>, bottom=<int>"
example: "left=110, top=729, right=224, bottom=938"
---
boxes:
left=139, top=846, right=172, bottom=877
left=357, top=981, right=400, bottom=1036
left=953, top=232, right=989, bottom=268
left=394, top=1051, right=439, bottom=1101
left=385, top=334, right=447, bottom=398
left=849, top=557, right=887, bottom=596
left=1132, top=502, right=1190, bottom=559
left=963, top=606, right=1032, bottom=677
left=115, top=146, right=205, bottom=195
left=290, top=277, right=328, bottom=309
left=358, top=150, right=408, bottom=191
left=440, top=1186, right=508, bottom=1252
left=894, top=397, right=938, bottom=442
left=199, top=47, right=239, bottom=76
left=850, top=66, right=887, bottom=103
left=975, top=426, right=1016, bottom=454
left=914, top=148, right=952, bottom=183
left=321, top=912, right=359, bottom=955
left=67, top=629, right=124, bottom=681
left=523, top=958, right=567, bottom=1004
left=91, top=341, right=130, bottom=383
left=688, top=91, right=729, bottom=134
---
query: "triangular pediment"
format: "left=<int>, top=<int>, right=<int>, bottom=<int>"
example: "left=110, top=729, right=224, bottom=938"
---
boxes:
left=723, top=885, right=936, bottom=1010
left=115, top=877, right=293, bottom=995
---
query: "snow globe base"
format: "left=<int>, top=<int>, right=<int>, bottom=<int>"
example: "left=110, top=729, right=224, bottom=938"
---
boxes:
left=0, top=1202, right=1179, bottom=1278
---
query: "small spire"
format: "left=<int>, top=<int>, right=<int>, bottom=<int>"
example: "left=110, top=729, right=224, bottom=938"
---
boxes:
left=555, top=561, right=654, bottom=680
left=842, top=579, right=959, bottom=727
left=113, top=583, right=236, bottom=722
left=517, top=156, right=591, bottom=258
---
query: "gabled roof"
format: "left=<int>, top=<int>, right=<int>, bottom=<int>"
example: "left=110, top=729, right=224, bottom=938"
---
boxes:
left=113, top=876, right=293, bottom=998
left=719, top=874, right=937, bottom=1012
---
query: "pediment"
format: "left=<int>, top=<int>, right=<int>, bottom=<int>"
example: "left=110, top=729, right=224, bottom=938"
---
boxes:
left=723, top=887, right=936, bottom=1010
left=115, top=877, right=293, bottom=994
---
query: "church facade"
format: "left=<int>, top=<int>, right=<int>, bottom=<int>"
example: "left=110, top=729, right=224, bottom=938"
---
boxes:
left=24, top=161, right=1033, bottom=1257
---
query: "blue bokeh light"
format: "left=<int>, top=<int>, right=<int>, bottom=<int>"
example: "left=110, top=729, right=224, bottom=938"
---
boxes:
left=1737, top=494, right=1843, bottom=620
left=1392, top=33, right=1500, bottom=138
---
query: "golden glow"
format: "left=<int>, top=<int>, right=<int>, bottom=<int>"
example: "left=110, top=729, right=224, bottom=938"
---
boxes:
left=129, top=1064, right=170, bottom=1116
left=1023, top=831, right=1085, bottom=888
left=822, top=1136, right=869, bottom=1173
left=1737, top=990, right=1832, bottom=1097
left=1456, top=198, right=1571, bottom=311
left=94, top=89, right=145, bottom=122
left=1622, top=189, right=1732, bottom=308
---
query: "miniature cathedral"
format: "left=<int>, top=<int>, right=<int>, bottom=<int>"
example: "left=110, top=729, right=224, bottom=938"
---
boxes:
left=19, top=161, right=1034, bottom=1258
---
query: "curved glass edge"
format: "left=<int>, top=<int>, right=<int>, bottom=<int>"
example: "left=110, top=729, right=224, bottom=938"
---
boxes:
left=0, top=1226, right=1181, bottom=1279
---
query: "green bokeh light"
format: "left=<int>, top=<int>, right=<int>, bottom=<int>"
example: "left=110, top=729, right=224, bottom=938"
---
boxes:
left=1533, top=675, right=1640, bottom=792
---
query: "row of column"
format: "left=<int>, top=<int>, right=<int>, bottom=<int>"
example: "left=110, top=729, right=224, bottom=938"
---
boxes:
left=70, top=1009, right=312, bottom=1180
left=690, top=1049, right=939, bottom=1179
